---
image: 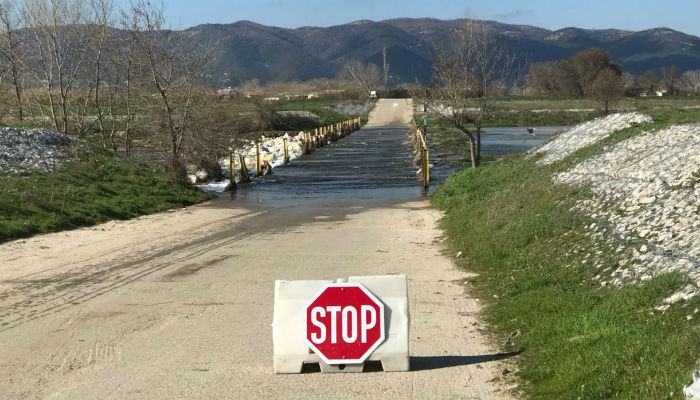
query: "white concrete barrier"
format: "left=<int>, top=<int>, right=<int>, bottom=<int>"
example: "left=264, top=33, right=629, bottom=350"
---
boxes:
left=273, top=274, right=410, bottom=373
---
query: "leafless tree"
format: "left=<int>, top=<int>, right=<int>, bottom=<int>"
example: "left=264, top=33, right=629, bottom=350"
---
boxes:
left=590, top=68, right=623, bottom=115
left=637, top=69, right=660, bottom=95
left=84, top=0, right=115, bottom=146
left=525, top=61, right=558, bottom=95
left=23, top=0, right=90, bottom=134
left=127, top=0, right=206, bottom=176
left=418, top=19, right=519, bottom=168
left=660, top=65, right=681, bottom=95
left=0, top=0, right=25, bottom=121
left=339, top=59, right=380, bottom=100
left=681, top=69, right=700, bottom=95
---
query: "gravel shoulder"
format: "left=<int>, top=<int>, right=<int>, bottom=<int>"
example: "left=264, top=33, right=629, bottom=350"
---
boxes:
left=0, top=99, right=516, bottom=399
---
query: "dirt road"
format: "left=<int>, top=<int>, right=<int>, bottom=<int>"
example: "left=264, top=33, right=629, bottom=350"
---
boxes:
left=0, top=99, right=516, bottom=399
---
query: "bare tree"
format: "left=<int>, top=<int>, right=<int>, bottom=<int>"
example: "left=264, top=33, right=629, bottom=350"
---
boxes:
left=85, top=0, right=114, bottom=146
left=681, top=69, right=700, bottom=95
left=127, top=0, right=206, bottom=176
left=660, top=65, right=681, bottom=95
left=525, top=61, right=558, bottom=95
left=23, top=0, right=90, bottom=133
left=637, top=69, right=660, bottom=95
left=553, top=48, right=621, bottom=98
left=418, top=19, right=518, bottom=168
left=339, top=59, right=380, bottom=100
left=0, top=0, right=25, bottom=122
left=591, top=68, right=623, bottom=115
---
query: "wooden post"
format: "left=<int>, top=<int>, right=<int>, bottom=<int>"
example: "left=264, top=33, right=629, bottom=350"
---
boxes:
left=239, top=154, right=251, bottom=183
left=255, top=142, right=262, bottom=176
left=283, top=137, right=289, bottom=164
left=303, top=131, right=311, bottom=155
left=225, top=152, right=237, bottom=191
left=422, top=145, right=430, bottom=188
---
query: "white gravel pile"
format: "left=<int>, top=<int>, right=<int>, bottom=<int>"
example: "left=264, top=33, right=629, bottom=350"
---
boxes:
left=0, top=127, right=71, bottom=174
left=324, top=103, right=371, bottom=116
left=238, top=131, right=305, bottom=170
left=557, top=123, right=700, bottom=307
left=194, top=131, right=306, bottom=191
left=276, top=110, right=320, bottom=120
left=529, top=112, right=652, bottom=164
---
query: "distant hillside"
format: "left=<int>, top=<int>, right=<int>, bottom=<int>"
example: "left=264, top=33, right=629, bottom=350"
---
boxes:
left=180, top=18, right=700, bottom=87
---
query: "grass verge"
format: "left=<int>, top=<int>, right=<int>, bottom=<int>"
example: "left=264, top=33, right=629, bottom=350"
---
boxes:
left=431, top=112, right=699, bottom=398
left=0, top=145, right=211, bottom=243
left=276, top=98, right=374, bottom=131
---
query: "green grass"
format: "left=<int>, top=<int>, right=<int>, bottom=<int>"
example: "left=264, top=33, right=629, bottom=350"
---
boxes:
left=0, top=146, right=211, bottom=243
left=484, top=110, right=599, bottom=127
left=431, top=112, right=699, bottom=398
left=496, top=95, right=699, bottom=112
left=276, top=98, right=375, bottom=131
left=419, top=96, right=699, bottom=127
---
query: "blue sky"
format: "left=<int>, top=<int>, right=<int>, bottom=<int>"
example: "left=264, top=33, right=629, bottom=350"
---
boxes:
left=123, top=0, right=700, bottom=36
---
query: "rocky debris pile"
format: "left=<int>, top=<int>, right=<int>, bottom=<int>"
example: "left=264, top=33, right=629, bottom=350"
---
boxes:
left=557, top=123, right=700, bottom=307
left=529, top=112, right=652, bottom=164
left=324, top=102, right=371, bottom=116
left=0, top=127, right=71, bottom=174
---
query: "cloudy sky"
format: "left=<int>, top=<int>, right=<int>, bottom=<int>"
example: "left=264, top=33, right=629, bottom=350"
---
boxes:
left=118, top=0, right=699, bottom=36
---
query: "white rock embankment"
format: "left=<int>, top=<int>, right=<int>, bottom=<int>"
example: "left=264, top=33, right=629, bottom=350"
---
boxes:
left=556, top=122, right=700, bottom=306
left=529, top=112, right=652, bottom=164
left=194, top=132, right=306, bottom=190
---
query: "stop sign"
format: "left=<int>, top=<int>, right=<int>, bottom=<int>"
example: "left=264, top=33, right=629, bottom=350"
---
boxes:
left=304, top=283, right=385, bottom=364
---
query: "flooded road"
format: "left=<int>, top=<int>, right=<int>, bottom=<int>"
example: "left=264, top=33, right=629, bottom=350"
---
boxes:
left=226, top=126, right=425, bottom=208
left=220, top=122, right=566, bottom=209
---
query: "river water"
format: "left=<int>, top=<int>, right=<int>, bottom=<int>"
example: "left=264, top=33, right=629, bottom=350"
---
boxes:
left=214, top=125, right=566, bottom=208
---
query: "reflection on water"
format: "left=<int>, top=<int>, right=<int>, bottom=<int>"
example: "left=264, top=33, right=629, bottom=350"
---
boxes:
left=214, top=125, right=565, bottom=209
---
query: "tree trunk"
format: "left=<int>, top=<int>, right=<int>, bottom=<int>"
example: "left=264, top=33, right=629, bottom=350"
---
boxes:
left=476, top=130, right=482, bottom=167
left=469, top=138, right=478, bottom=169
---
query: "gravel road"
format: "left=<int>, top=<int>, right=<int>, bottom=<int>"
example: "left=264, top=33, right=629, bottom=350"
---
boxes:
left=0, top=99, right=517, bottom=399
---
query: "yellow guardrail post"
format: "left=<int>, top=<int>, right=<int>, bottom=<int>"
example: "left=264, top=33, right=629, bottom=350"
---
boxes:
left=422, top=144, right=429, bottom=188
left=255, top=142, right=262, bottom=176
left=226, top=151, right=237, bottom=191
left=283, top=137, right=289, bottom=164
left=239, top=154, right=251, bottom=183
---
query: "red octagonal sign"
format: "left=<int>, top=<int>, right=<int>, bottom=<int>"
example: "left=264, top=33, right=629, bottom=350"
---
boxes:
left=304, top=283, right=385, bottom=364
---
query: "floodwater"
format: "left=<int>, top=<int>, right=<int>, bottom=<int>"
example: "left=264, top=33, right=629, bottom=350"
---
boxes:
left=479, top=126, right=568, bottom=156
left=216, top=125, right=565, bottom=208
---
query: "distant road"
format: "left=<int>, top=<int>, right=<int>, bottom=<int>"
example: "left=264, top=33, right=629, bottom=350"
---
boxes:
left=0, top=99, right=516, bottom=399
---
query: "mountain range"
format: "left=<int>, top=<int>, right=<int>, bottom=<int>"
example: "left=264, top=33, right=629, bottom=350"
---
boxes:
left=179, top=18, right=700, bottom=87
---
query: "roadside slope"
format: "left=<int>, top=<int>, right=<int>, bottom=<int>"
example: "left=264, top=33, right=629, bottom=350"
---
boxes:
left=433, top=111, right=699, bottom=398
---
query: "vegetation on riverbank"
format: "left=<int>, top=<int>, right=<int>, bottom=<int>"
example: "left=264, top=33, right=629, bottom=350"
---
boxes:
left=275, top=97, right=375, bottom=131
left=0, top=145, right=210, bottom=243
left=419, top=96, right=699, bottom=129
left=431, top=110, right=699, bottom=398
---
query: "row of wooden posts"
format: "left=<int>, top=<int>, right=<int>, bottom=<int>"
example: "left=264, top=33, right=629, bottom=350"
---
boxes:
left=411, top=119, right=430, bottom=188
left=226, top=118, right=362, bottom=191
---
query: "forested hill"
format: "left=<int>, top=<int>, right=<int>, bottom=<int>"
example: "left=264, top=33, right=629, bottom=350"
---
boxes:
left=180, top=18, right=700, bottom=86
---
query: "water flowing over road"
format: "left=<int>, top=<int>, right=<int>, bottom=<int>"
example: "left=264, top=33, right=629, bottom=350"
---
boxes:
left=0, top=99, right=517, bottom=399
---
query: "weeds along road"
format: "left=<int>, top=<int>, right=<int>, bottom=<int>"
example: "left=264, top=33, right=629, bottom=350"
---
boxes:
left=0, top=99, right=516, bottom=399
